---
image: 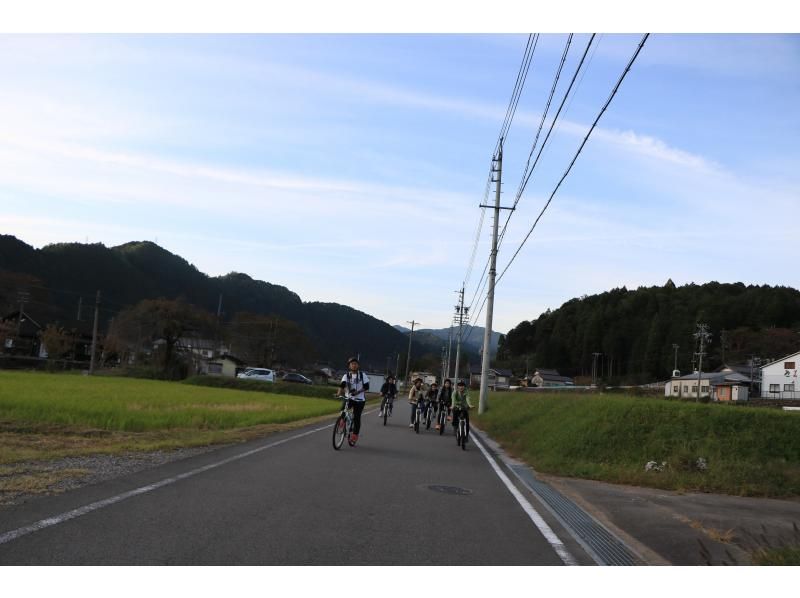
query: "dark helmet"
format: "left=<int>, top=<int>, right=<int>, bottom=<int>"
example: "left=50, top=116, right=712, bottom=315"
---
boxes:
left=347, top=356, right=359, bottom=365
left=456, top=379, right=466, bottom=387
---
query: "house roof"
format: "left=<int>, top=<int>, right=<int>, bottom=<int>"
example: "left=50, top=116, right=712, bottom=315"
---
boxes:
left=468, top=368, right=514, bottom=377
left=673, top=372, right=750, bottom=383
left=759, top=351, right=800, bottom=369
left=715, top=364, right=754, bottom=377
left=535, top=368, right=561, bottom=377
left=534, top=372, right=573, bottom=382
left=1, top=309, right=43, bottom=330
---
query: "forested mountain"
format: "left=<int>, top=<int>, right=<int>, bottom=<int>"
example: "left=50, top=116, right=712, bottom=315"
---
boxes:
left=0, top=235, right=438, bottom=370
left=498, top=281, right=800, bottom=383
left=393, top=324, right=502, bottom=357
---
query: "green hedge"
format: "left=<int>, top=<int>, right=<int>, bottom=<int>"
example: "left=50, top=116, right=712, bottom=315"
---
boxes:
left=182, top=375, right=342, bottom=400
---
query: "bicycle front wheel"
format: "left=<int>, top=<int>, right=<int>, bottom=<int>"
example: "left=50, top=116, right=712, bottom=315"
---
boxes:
left=333, top=415, right=347, bottom=450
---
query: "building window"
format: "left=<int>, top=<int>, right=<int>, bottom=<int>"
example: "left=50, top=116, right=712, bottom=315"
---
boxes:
left=770, top=384, right=780, bottom=393
left=785, top=384, right=795, bottom=392
left=702, top=386, right=709, bottom=393
left=691, top=385, right=697, bottom=393
left=684, top=385, right=689, bottom=393
left=208, top=363, right=222, bottom=375
left=785, top=362, right=796, bottom=370
left=673, top=386, right=679, bottom=393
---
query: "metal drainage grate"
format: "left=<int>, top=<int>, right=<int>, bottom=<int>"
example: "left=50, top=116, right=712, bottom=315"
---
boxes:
left=427, top=485, right=473, bottom=496
left=509, top=465, right=644, bottom=566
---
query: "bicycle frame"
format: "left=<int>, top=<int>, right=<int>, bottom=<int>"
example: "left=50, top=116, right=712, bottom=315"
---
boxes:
left=333, top=398, right=355, bottom=450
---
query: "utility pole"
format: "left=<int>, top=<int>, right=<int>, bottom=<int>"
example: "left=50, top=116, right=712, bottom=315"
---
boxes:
left=445, top=324, right=454, bottom=380
left=592, top=352, right=602, bottom=386
left=672, top=344, right=679, bottom=373
left=720, top=329, right=727, bottom=365
left=404, top=320, right=418, bottom=385
left=453, top=288, right=468, bottom=386
left=215, top=293, right=223, bottom=357
left=440, top=346, right=447, bottom=383
left=478, top=140, right=512, bottom=415
left=395, top=353, right=400, bottom=380
left=15, top=290, right=30, bottom=346
left=76, top=296, right=83, bottom=321
left=693, top=323, right=711, bottom=401
left=89, top=290, right=100, bottom=374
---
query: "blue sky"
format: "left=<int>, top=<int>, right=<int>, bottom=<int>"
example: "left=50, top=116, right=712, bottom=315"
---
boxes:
left=1, top=33, right=798, bottom=333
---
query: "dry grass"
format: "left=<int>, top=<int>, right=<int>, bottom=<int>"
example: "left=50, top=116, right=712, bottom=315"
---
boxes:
left=0, top=412, right=335, bottom=465
left=0, top=466, right=91, bottom=504
left=677, top=515, right=736, bottom=543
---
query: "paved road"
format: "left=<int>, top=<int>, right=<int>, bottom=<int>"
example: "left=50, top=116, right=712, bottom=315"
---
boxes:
left=0, top=401, right=584, bottom=565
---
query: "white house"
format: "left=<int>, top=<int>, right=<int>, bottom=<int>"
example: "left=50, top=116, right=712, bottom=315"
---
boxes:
left=760, top=351, right=800, bottom=399
left=664, top=370, right=750, bottom=400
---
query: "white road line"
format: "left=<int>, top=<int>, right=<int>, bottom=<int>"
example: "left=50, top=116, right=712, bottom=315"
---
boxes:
left=471, top=433, right=578, bottom=566
left=0, top=423, right=332, bottom=546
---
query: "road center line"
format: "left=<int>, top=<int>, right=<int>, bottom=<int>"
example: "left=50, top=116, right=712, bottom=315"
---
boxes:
left=471, top=432, right=578, bottom=566
left=0, top=423, right=333, bottom=546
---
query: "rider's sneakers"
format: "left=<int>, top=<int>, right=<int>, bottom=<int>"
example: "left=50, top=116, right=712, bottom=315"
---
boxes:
left=409, top=423, right=414, bottom=428
left=435, top=424, right=440, bottom=430
left=378, top=411, right=383, bottom=418
left=349, top=433, right=358, bottom=446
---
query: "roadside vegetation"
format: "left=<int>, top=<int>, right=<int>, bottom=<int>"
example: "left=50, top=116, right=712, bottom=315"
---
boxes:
left=0, top=370, right=343, bottom=465
left=474, top=391, right=800, bottom=497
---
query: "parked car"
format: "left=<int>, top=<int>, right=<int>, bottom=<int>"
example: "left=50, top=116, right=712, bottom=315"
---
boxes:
left=237, top=368, right=275, bottom=382
left=282, top=372, right=313, bottom=385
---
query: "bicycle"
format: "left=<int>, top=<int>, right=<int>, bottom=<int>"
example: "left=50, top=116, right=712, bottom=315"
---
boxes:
left=332, top=397, right=356, bottom=450
left=437, top=402, right=448, bottom=435
left=454, top=407, right=469, bottom=450
left=411, top=400, right=422, bottom=433
left=380, top=394, right=394, bottom=426
left=424, top=399, right=434, bottom=430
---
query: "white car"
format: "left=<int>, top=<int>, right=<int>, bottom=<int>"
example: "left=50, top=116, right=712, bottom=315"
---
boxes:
left=237, top=368, right=275, bottom=382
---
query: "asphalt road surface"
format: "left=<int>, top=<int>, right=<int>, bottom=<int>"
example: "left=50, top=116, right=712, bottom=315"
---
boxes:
left=0, top=401, right=584, bottom=565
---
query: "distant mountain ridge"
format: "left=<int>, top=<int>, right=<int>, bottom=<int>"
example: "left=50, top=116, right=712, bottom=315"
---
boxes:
left=393, top=324, right=502, bottom=357
left=0, top=235, right=436, bottom=370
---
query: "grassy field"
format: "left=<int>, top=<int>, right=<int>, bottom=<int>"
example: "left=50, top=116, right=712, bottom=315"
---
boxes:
left=474, top=392, right=800, bottom=497
left=0, top=370, right=344, bottom=465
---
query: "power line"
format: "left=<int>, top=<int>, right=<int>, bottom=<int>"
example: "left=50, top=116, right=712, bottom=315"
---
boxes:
left=495, top=34, right=539, bottom=153
left=496, top=33, right=650, bottom=285
left=498, top=33, right=597, bottom=251
left=463, top=34, right=539, bottom=290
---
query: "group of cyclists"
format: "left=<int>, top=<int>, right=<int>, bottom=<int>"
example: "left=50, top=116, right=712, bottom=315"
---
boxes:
left=401, top=377, right=472, bottom=439
left=337, top=356, right=473, bottom=447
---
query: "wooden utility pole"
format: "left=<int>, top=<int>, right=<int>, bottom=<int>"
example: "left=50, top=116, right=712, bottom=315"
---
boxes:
left=694, top=323, right=711, bottom=401
left=404, top=320, right=419, bottom=385
left=89, top=290, right=100, bottom=374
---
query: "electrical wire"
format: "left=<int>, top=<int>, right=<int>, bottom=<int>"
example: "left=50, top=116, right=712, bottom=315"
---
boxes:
left=496, top=34, right=651, bottom=285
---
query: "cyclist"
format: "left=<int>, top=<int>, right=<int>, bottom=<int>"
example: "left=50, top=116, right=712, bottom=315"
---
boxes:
left=337, top=356, right=370, bottom=445
left=425, top=382, right=439, bottom=426
left=435, top=378, right=453, bottom=431
left=451, top=379, right=473, bottom=438
left=379, top=374, right=397, bottom=418
left=408, top=377, right=425, bottom=428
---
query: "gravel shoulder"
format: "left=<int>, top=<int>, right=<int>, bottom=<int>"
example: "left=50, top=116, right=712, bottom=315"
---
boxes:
left=0, top=444, right=231, bottom=508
